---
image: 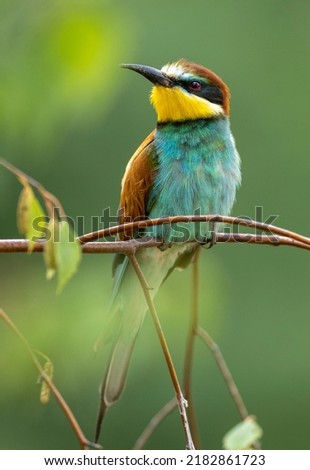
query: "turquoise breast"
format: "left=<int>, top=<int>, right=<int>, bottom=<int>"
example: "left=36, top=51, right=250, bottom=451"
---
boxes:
left=147, top=118, right=241, bottom=242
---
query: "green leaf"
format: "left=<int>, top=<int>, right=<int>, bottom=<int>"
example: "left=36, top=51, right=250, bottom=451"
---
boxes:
left=35, top=350, right=54, bottom=405
left=54, top=220, right=81, bottom=293
left=223, top=417, right=263, bottom=450
left=40, top=360, right=54, bottom=405
left=43, top=218, right=57, bottom=280
left=17, top=183, right=46, bottom=252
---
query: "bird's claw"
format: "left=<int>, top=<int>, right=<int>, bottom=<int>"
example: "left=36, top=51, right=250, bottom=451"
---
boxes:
left=203, top=230, right=217, bottom=249
left=158, top=240, right=173, bottom=251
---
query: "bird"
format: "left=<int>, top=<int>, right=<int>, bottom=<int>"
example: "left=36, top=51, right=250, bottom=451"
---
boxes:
left=95, top=59, right=241, bottom=441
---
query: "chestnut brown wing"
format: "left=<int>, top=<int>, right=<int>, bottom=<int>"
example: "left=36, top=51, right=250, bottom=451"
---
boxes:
left=118, top=130, right=156, bottom=240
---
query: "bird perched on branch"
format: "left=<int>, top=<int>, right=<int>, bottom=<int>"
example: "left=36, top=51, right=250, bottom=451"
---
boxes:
left=95, top=59, right=241, bottom=441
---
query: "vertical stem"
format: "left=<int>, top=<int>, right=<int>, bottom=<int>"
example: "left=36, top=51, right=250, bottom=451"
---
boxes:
left=196, top=326, right=261, bottom=450
left=197, top=326, right=249, bottom=420
left=183, top=247, right=201, bottom=448
left=133, top=397, right=177, bottom=450
left=0, top=309, right=95, bottom=450
left=128, top=254, right=195, bottom=450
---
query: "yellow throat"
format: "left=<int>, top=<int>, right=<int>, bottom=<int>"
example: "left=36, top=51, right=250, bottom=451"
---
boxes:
left=150, top=85, right=223, bottom=123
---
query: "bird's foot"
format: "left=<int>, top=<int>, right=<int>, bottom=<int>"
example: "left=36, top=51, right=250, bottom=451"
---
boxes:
left=203, top=230, right=217, bottom=249
left=158, top=240, right=173, bottom=251
left=197, top=221, right=217, bottom=249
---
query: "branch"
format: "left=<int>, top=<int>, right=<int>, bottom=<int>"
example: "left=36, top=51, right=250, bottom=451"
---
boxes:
left=1, top=214, right=308, bottom=449
left=133, top=397, right=177, bottom=450
left=0, top=308, right=100, bottom=450
left=183, top=249, right=202, bottom=448
left=197, top=327, right=249, bottom=421
left=0, top=158, right=66, bottom=218
left=78, top=215, right=310, bottom=247
left=0, top=232, right=309, bottom=254
left=128, top=253, right=195, bottom=450
left=197, top=326, right=261, bottom=450
left=2, top=158, right=306, bottom=247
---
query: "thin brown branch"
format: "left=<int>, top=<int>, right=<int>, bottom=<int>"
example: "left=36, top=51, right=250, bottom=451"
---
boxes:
left=128, top=253, right=195, bottom=450
left=0, top=158, right=66, bottom=218
left=1, top=157, right=308, bottom=247
left=133, top=398, right=177, bottom=450
left=197, top=326, right=261, bottom=450
left=218, top=233, right=310, bottom=250
left=183, top=248, right=201, bottom=449
left=197, top=326, right=249, bottom=420
left=0, top=232, right=309, bottom=255
left=78, top=215, right=310, bottom=247
left=0, top=308, right=100, bottom=450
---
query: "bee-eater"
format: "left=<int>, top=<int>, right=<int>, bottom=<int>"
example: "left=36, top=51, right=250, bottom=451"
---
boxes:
left=95, top=59, right=241, bottom=441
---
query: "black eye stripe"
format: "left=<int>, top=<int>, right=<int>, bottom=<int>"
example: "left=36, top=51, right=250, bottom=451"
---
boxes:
left=173, top=79, right=224, bottom=106
left=199, top=85, right=224, bottom=105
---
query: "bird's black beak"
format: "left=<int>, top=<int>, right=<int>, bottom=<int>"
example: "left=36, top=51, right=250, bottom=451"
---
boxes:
left=121, top=63, right=173, bottom=88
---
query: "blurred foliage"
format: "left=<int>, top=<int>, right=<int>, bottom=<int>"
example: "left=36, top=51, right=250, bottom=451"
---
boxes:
left=0, top=0, right=133, bottom=150
left=0, top=0, right=310, bottom=450
left=223, top=418, right=263, bottom=450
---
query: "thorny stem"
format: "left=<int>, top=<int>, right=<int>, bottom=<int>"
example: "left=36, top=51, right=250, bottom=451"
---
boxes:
left=133, top=397, right=177, bottom=450
left=0, top=308, right=100, bottom=450
left=128, top=253, right=195, bottom=450
left=183, top=248, right=202, bottom=449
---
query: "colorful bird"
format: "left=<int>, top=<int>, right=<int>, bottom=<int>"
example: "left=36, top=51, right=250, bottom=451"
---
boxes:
left=95, top=59, right=241, bottom=441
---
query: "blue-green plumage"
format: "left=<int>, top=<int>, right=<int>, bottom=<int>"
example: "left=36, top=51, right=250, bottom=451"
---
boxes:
left=95, top=59, right=241, bottom=442
left=148, top=118, right=240, bottom=242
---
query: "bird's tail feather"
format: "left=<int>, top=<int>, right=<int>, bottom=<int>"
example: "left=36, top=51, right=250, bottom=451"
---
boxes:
left=95, top=329, right=138, bottom=442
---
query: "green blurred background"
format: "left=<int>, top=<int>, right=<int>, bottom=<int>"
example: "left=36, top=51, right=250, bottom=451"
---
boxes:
left=0, top=0, right=309, bottom=450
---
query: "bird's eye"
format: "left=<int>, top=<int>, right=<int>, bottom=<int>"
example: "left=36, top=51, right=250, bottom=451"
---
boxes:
left=188, top=80, right=202, bottom=91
